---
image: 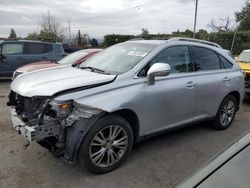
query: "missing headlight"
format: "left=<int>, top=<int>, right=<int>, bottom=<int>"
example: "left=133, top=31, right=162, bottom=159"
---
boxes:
left=65, top=102, right=103, bottom=126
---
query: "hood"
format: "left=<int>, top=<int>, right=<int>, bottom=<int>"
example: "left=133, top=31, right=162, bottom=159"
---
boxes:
left=16, top=61, right=59, bottom=73
left=238, top=62, right=250, bottom=72
left=11, top=66, right=116, bottom=97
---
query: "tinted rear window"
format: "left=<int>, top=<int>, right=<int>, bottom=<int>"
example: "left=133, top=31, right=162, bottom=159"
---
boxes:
left=23, top=43, right=53, bottom=54
left=220, top=56, right=233, bottom=69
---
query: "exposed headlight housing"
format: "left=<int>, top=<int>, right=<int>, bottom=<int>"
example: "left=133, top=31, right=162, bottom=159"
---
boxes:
left=73, top=102, right=102, bottom=118
left=65, top=102, right=103, bottom=126
left=50, top=100, right=73, bottom=118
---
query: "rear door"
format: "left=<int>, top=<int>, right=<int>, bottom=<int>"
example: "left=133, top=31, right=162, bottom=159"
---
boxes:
left=0, top=42, right=25, bottom=77
left=23, top=42, right=54, bottom=63
left=190, top=46, right=233, bottom=119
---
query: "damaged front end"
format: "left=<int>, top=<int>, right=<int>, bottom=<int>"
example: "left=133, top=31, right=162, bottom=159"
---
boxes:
left=8, top=90, right=103, bottom=162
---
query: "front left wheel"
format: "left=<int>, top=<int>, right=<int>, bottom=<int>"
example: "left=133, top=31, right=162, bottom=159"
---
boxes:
left=78, top=114, right=134, bottom=174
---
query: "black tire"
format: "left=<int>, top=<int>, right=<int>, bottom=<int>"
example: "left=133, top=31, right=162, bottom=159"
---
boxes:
left=78, top=114, right=134, bottom=174
left=212, top=95, right=237, bottom=130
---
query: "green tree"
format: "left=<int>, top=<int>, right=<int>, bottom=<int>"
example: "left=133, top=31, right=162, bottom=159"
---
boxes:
left=26, top=31, right=39, bottom=40
left=91, top=38, right=99, bottom=47
left=235, top=0, right=250, bottom=31
left=140, top=28, right=149, bottom=38
left=9, top=28, right=17, bottom=39
left=39, top=10, right=65, bottom=42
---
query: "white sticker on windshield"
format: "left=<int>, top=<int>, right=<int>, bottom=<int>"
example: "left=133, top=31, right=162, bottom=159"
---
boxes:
left=127, top=51, right=148, bottom=57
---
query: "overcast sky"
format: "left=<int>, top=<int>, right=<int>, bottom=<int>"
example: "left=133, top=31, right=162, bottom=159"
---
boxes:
left=0, top=0, right=246, bottom=39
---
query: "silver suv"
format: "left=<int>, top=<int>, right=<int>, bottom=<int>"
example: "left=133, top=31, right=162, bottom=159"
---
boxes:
left=8, top=38, right=245, bottom=173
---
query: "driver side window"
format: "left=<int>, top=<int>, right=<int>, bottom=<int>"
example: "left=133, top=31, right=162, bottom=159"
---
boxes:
left=138, top=46, right=193, bottom=77
left=150, top=46, right=192, bottom=73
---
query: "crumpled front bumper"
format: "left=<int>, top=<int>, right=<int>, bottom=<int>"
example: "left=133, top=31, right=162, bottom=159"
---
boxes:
left=11, top=107, right=104, bottom=163
left=10, top=107, right=61, bottom=142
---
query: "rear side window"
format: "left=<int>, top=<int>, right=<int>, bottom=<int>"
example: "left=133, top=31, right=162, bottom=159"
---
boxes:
left=2, top=43, right=24, bottom=55
left=192, top=46, right=221, bottom=71
left=219, top=56, right=233, bottom=69
left=54, top=44, right=64, bottom=53
left=23, top=43, right=52, bottom=54
left=43, top=44, right=53, bottom=53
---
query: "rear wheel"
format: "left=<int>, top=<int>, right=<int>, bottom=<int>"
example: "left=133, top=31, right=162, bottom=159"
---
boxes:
left=212, top=95, right=237, bottom=130
left=78, top=115, right=133, bottom=174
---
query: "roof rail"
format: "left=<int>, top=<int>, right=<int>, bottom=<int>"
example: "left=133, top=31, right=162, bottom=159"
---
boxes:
left=168, top=37, right=222, bottom=48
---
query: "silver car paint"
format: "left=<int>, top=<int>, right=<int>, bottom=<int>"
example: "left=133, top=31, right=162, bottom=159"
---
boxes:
left=11, top=40, right=245, bottom=137
left=11, top=65, right=116, bottom=97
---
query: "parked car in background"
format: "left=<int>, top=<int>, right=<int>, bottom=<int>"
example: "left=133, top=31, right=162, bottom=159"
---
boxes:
left=8, top=38, right=244, bottom=174
left=13, top=48, right=102, bottom=79
left=177, top=132, right=250, bottom=188
left=0, top=40, right=65, bottom=77
left=237, top=49, right=250, bottom=93
left=63, top=43, right=82, bottom=54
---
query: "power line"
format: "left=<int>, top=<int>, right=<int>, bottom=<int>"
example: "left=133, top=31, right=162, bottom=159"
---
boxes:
left=68, top=20, right=71, bottom=44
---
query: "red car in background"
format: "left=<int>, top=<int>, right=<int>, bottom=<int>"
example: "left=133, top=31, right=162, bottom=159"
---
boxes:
left=13, top=48, right=102, bottom=79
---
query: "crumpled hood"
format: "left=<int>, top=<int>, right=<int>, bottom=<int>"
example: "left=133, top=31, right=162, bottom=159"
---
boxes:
left=11, top=66, right=116, bottom=97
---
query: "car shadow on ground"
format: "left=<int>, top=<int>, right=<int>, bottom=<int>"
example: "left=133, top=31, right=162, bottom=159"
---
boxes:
left=244, top=94, right=250, bottom=104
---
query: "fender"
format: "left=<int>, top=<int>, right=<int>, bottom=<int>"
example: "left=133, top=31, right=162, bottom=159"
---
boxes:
left=63, top=113, right=105, bottom=162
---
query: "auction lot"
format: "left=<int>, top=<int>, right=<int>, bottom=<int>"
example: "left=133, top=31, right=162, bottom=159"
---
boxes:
left=0, top=79, right=250, bottom=188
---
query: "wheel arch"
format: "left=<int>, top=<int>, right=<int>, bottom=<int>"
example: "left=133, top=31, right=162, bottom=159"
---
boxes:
left=227, top=91, right=241, bottom=110
left=110, top=109, right=140, bottom=143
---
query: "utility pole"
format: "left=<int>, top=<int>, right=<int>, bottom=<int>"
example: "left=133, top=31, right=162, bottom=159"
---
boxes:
left=68, top=20, right=72, bottom=45
left=231, top=28, right=237, bottom=52
left=193, top=0, right=198, bottom=38
left=78, top=30, right=81, bottom=45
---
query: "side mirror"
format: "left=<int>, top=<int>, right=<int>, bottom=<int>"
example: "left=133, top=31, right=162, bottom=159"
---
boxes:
left=147, top=63, right=171, bottom=85
left=0, top=54, right=6, bottom=61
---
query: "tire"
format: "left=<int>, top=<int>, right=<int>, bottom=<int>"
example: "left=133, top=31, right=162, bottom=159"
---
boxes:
left=78, top=114, right=134, bottom=174
left=212, top=95, right=237, bottom=130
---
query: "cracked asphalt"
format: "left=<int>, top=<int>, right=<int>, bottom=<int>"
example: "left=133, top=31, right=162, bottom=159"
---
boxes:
left=0, top=79, right=250, bottom=188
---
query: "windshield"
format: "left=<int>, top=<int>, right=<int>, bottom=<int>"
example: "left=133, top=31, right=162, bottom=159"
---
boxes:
left=58, top=50, right=88, bottom=65
left=80, top=42, right=158, bottom=74
left=238, top=51, right=250, bottom=62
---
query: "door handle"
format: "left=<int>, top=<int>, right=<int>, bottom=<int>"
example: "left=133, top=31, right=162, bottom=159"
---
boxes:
left=186, top=81, right=196, bottom=88
left=42, top=56, right=48, bottom=59
left=223, top=77, right=231, bottom=82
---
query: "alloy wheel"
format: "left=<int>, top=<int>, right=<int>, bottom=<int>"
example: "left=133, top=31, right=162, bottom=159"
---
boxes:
left=89, top=125, right=128, bottom=168
left=220, top=99, right=235, bottom=127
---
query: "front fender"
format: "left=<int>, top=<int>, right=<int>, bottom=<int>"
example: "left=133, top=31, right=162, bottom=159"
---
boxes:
left=64, top=113, right=104, bottom=162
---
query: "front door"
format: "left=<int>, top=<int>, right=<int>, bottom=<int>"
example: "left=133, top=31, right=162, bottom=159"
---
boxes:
left=141, top=46, right=196, bottom=135
left=0, top=42, right=25, bottom=77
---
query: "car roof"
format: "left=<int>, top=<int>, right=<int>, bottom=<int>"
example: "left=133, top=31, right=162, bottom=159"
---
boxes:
left=0, top=40, right=61, bottom=45
left=126, top=40, right=167, bottom=45
left=241, top=49, right=250, bottom=52
left=125, top=38, right=223, bottom=49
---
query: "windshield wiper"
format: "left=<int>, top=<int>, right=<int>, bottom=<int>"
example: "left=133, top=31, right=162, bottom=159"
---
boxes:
left=80, top=66, right=111, bottom=75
